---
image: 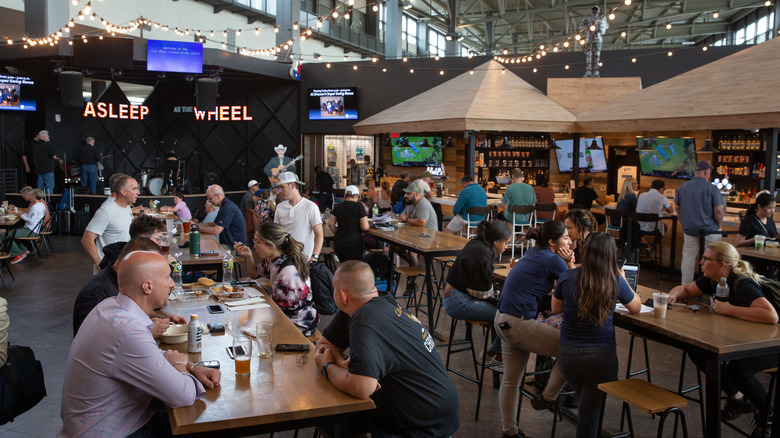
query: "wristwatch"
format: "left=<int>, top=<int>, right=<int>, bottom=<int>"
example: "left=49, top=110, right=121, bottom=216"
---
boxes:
left=321, top=361, right=334, bottom=380
left=312, top=254, right=319, bottom=260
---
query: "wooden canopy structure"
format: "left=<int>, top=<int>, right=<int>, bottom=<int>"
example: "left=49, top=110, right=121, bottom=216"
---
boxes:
left=352, top=60, right=576, bottom=135
left=576, top=37, right=780, bottom=132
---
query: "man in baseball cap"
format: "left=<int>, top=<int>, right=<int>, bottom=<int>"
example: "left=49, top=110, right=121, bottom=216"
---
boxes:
left=273, top=172, right=323, bottom=262
left=240, top=179, right=260, bottom=214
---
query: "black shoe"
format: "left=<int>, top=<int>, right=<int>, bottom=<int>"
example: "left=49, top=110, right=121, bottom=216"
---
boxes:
left=531, top=393, right=555, bottom=411
left=722, top=397, right=756, bottom=421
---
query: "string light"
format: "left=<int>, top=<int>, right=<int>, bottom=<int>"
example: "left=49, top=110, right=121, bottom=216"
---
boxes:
left=439, top=70, right=444, bottom=75
left=631, top=57, right=637, bottom=62
left=372, top=4, right=379, bottom=12
left=713, top=11, right=719, bottom=18
left=702, top=46, right=708, bottom=51
left=608, top=12, right=615, bottom=20
left=409, top=68, right=414, bottom=73
left=621, top=31, right=627, bottom=38
left=665, top=23, right=672, bottom=29
left=667, top=51, right=673, bottom=56
left=353, top=65, right=357, bottom=70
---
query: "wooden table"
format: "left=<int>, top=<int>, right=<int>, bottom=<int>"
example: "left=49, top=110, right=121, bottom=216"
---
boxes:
left=134, top=210, right=179, bottom=221
left=172, top=233, right=244, bottom=279
left=162, top=287, right=375, bottom=436
left=0, top=216, right=20, bottom=228
left=737, top=245, right=780, bottom=263
left=614, top=286, right=780, bottom=437
left=367, top=226, right=469, bottom=331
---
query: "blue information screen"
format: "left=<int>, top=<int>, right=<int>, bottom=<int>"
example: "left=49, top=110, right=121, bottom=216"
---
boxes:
left=147, top=40, right=203, bottom=74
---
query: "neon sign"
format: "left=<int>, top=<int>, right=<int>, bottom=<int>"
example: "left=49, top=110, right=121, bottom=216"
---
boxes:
left=83, top=101, right=150, bottom=120
left=193, top=106, right=253, bottom=121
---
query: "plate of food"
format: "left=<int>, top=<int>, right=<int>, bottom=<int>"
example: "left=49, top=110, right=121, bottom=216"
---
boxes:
left=211, top=284, right=245, bottom=299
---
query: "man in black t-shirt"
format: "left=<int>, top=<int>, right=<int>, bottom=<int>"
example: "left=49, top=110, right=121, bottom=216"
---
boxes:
left=573, top=177, right=605, bottom=225
left=33, top=130, right=63, bottom=194
left=315, top=261, right=459, bottom=437
left=314, top=166, right=334, bottom=212
left=390, top=171, right=410, bottom=206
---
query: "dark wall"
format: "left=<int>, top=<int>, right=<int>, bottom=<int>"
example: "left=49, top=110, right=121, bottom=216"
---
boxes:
left=300, top=45, right=746, bottom=134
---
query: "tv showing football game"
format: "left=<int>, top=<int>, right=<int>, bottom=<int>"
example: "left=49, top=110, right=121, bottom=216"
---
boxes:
left=0, top=75, right=36, bottom=112
left=554, top=138, right=608, bottom=173
left=146, top=40, right=203, bottom=74
left=307, top=88, right=358, bottom=120
left=391, top=137, right=443, bottom=167
left=637, top=137, right=697, bottom=179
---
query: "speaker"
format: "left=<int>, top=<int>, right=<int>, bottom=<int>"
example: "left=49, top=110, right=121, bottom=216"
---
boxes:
left=59, top=71, right=83, bottom=108
left=196, top=78, right=218, bottom=112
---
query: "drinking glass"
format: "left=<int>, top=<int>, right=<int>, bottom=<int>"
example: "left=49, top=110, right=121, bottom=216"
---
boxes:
left=257, top=321, right=274, bottom=358
left=233, top=336, right=252, bottom=375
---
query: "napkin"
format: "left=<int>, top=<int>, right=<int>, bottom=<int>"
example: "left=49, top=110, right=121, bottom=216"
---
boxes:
left=227, top=303, right=271, bottom=312
left=224, top=297, right=266, bottom=307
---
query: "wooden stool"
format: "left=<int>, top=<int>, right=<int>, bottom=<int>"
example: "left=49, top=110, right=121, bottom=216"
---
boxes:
left=445, top=319, right=501, bottom=420
left=598, top=379, right=689, bottom=438
left=319, top=247, right=338, bottom=273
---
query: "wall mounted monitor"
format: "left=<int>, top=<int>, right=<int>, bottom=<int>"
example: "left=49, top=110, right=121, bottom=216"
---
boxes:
left=390, top=137, right=443, bottom=167
left=637, top=137, right=697, bottom=179
left=307, top=87, right=358, bottom=120
left=0, top=75, right=36, bottom=111
left=554, top=138, right=608, bottom=173
left=74, top=37, right=134, bottom=69
left=146, top=40, right=203, bottom=74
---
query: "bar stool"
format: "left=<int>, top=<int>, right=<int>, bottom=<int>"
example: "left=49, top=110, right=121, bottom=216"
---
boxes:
left=516, top=357, right=554, bottom=423
left=535, top=203, right=557, bottom=225
left=550, top=384, right=578, bottom=438
left=605, top=208, right=624, bottom=240
left=722, top=367, right=777, bottom=437
left=509, top=205, right=536, bottom=259
left=633, top=212, right=663, bottom=275
left=433, top=256, right=457, bottom=327
left=392, top=265, right=427, bottom=314
left=445, top=318, right=502, bottom=420
left=463, top=207, right=492, bottom=238
left=598, top=379, right=689, bottom=438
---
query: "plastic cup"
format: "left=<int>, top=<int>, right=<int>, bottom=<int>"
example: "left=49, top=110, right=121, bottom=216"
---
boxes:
left=755, top=235, right=766, bottom=250
left=653, top=293, right=669, bottom=318
left=257, top=321, right=273, bottom=358
left=233, top=336, right=252, bottom=375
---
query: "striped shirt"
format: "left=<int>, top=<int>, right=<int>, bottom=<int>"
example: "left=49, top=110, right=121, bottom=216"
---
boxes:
left=58, top=293, right=204, bottom=437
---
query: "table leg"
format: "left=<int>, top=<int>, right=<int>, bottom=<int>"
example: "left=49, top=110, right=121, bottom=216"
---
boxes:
left=703, top=354, right=722, bottom=438
left=424, top=256, right=437, bottom=333
left=773, top=353, right=780, bottom=438
left=669, top=216, right=678, bottom=271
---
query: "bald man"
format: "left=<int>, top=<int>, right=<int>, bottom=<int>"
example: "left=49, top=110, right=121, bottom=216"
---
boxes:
left=198, top=184, right=246, bottom=247
left=59, top=251, right=220, bottom=437
left=314, top=261, right=459, bottom=437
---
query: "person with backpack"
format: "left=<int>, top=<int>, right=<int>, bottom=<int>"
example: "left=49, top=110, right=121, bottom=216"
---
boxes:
left=234, top=223, right=319, bottom=337
left=669, top=242, right=779, bottom=437
left=327, top=185, right=369, bottom=262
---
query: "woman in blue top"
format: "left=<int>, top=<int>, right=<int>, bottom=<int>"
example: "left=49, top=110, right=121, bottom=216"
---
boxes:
left=552, top=232, right=641, bottom=438
left=495, top=220, right=575, bottom=438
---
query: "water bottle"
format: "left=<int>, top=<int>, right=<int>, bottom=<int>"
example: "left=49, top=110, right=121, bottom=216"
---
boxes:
left=372, top=204, right=379, bottom=218
left=189, top=224, right=200, bottom=256
left=222, top=251, right=235, bottom=285
left=172, top=257, right=183, bottom=293
left=715, top=277, right=730, bottom=302
left=188, top=314, right=202, bottom=353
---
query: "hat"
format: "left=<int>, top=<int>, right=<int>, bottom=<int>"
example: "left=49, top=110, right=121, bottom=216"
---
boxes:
left=695, top=160, right=714, bottom=171
left=247, top=179, right=259, bottom=188
left=344, top=185, right=360, bottom=196
left=420, top=171, right=432, bottom=178
left=276, top=172, right=305, bottom=185
left=403, top=182, right=425, bottom=194
left=274, top=144, right=287, bottom=152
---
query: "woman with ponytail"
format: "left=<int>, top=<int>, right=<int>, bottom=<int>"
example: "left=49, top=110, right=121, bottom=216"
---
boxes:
left=443, top=220, right=511, bottom=359
left=551, top=233, right=641, bottom=437
left=669, top=241, right=778, bottom=434
left=235, top=222, right=319, bottom=336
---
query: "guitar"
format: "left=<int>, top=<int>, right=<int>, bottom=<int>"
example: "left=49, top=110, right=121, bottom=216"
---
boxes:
left=269, top=155, right=304, bottom=183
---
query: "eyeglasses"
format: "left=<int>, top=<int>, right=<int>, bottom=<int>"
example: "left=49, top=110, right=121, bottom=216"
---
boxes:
left=701, top=256, right=722, bottom=263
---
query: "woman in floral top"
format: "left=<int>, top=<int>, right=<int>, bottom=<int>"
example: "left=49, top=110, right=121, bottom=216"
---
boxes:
left=235, top=222, right=318, bottom=336
left=254, top=189, right=275, bottom=223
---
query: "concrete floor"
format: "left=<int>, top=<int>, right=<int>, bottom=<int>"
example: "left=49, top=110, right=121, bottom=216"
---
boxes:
left=0, top=235, right=760, bottom=437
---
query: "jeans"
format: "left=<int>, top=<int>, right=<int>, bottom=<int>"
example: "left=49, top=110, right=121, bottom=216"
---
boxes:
left=37, top=172, right=54, bottom=194
left=442, top=288, right=501, bottom=353
left=558, top=344, right=619, bottom=438
left=81, top=164, right=98, bottom=194
left=726, top=353, right=780, bottom=423
left=681, top=232, right=721, bottom=285
left=495, top=312, right=566, bottom=436
left=8, top=228, right=37, bottom=257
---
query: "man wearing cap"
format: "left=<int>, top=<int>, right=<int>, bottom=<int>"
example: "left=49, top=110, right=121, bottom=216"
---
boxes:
left=444, top=176, right=488, bottom=234
left=675, top=160, right=724, bottom=285
left=411, top=171, right=433, bottom=199
left=264, top=144, right=296, bottom=180
left=198, top=185, right=247, bottom=248
left=241, top=179, right=260, bottom=214
left=274, top=172, right=324, bottom=262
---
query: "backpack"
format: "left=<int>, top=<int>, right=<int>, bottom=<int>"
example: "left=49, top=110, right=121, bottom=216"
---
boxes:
left=0, top=345, right=47, bottom=425
left=734, top=274, right=780, bottom=316
left=308, top=262, right=338, bottom=315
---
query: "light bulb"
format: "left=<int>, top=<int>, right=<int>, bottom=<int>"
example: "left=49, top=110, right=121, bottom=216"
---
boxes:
left=332, top=11, right=339, bottom=18
left=666, top=23, right=672, bottom=29
left=621, top=31, right=627, bottom=37
left=326, top=63, right=331, bottom=68
left=409, top=68, right=414, bottom=73
left=469, top=70, right=474, bottom=75
left=565, top=65, right=569, bottom=69
left=382, top=68, right=387, bottom=72
left=563, top=41, right=569, bottom=47
left=713, top=11, right=719, bottom=18
left=440, top=70, right=444, bottom=75
left=434, top=55, right=439, bottom=60
left=624, top=0, right=631, bottom=5
left=703, top=46, right=708, bottom=51
left=609, top=13, right=615, bottom=20
left=589, top=25, right=596, bottom=31
left=402, top=57, right=407, bottom=62
left=372, top=4, right=378, bottom=12
left=667, top=51, right=673, bottom=56
left=353, top=65, right=357, bottom=70
left=631, top=57, right=637, bottom=63
left=533, top=68, right=537, bottom=73
left=274, top=27, right=279, bottom=33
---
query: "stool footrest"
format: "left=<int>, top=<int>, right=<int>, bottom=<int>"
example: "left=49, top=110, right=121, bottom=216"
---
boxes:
left=599, top=379, right=688, bottom=415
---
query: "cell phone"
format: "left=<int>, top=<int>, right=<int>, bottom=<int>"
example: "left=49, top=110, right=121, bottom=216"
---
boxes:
left=207, top=322, right=225, bottom=334
left=685, top=304, right=706, bottom=311
left=494, top=264, right=507, bottom=269
left=226, top=346, right=247, bottom=359
left=198, top=360, right=220, bottom=369
left=207, top=304, right=224, bottom=314
left=622, top=263, right=640, bottom=291
left=275, top=344, right=311, bottom=352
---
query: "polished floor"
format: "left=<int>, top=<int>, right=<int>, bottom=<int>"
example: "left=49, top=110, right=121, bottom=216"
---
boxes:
left=0, top=235, right=761, bottom=437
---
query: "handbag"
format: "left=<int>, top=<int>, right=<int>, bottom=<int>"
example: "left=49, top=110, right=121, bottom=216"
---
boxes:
left=0, top=345, right=47, bottom=425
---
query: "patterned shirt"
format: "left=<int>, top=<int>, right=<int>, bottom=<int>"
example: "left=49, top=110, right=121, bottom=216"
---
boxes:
left=258, top=254, right=319, bottom=336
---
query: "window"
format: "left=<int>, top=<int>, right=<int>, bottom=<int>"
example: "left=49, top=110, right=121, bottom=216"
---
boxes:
left=402, top=14, right=417, bottom=45
left=713, top=38, right=725, bottom=46
left=736, top=27, right=746, bottom=45
left=379, top=4, right=386, bottom=33
left=746, top=22, right=756, bottom=43
left=428, top=29, right=446, bottom=57
left=757, top=16, right=768, bottom=35
left=461, top=45, right=471, bottom=57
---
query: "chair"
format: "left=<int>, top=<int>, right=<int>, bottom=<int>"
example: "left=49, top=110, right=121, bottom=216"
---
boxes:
left=509, top=205, right=536, bottom=259
left=445, top=318, right=502, bottom=420
left=605, top=208, right=624, bottom=240
left=0, top=236, right=15, bottom=286
left=722, top=367, right=777, bottom=438
left=535, top=203, right=557, bottom=225
left=632, top=212, right=663, bottom=274
left=598, top=379, right=689, bottom=438
left=463, top=207, right=492, bottom=238
left=13, top=217, right=46, bottom=261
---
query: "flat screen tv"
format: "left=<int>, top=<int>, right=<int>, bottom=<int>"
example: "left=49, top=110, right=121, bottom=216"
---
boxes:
left=0, top=75, right=36, bottom=112
left=391, top=137, right=443, bottom=167
left=307, top=88, right=358, bottom=120
left=146, top=40, right=203, bottom=74
left=554, top=138, right=608, bottom=173
left=637, top=137, right=697, bottom=179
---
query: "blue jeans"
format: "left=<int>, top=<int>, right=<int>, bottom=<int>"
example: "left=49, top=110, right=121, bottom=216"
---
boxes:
left=37, top=172, right=54, bottom=194
left=558, top=344, right=619, bottom=438
left=81, top=164, right=98, bottom=194
left=442, top=288, right=501, bottom=353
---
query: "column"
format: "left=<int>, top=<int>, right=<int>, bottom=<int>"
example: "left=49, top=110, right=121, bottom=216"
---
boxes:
left=384, top=0, right=402, bottom=59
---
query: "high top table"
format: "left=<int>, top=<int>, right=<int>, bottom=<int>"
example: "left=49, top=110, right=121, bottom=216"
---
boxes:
left=737, top=245, right=780, bottom=263
left=367, top=226, right=469, bottom=332
left=161, top=286, right=375, bottom=436
left=615, top=285, right=780, bottom=437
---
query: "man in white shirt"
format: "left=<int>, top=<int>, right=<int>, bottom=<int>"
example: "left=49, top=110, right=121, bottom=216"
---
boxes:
left=411, top=171, right=433, bottom=199
left=273, top=172, right=323, bottom=262
left=636, top=179, right=675, bottom=234
left=82, top=175, right=139, bottom=268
